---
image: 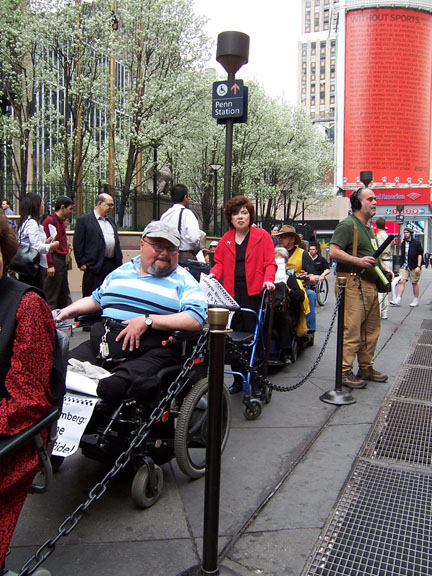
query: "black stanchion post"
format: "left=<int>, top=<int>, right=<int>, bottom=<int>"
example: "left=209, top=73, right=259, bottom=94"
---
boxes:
left=178, top=308, right=240, bottom=576
left=320, top=276, right=356, bottom=406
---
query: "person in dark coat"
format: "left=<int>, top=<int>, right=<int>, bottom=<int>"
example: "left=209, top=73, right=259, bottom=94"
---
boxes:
left=73, top=193, right=122, bottom=297
left=390, top=227, right=423, bottom=307
left=0, top=209, right=55, bottom=568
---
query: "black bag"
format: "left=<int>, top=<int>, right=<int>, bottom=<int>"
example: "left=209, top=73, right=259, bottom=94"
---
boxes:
left=179, top=259, right=210, bottom=281
left=10, top=243, right=40, bottom=276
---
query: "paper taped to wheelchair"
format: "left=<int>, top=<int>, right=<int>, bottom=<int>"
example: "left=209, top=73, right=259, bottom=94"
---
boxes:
left=52, top=393, right=98, bottom=457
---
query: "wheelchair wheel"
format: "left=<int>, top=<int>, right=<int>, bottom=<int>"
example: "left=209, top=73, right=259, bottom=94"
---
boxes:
left=262, top=381, right=272, bottom=404
left=174, top=378, right=231, bottom=479
left=243, top=398, right=262, bottom=420
left=131, top=463, right=164, bottom=508
left=316, top=278, right=329, bottom=306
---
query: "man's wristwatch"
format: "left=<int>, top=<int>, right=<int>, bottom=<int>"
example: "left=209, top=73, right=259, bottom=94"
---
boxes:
left=144, top=314, right=153, bottom=328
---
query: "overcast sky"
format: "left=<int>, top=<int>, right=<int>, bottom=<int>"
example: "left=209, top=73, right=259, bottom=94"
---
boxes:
left=193, top=0, right=302, bottom=105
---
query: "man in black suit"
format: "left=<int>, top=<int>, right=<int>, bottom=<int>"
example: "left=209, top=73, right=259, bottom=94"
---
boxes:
left=73, top=193, right=123, bottom=297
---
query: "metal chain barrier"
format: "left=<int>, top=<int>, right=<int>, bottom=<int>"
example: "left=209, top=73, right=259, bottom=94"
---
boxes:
left=17, top=330, right=209, bottom=576
left=226, top=287, right=343, bottom=393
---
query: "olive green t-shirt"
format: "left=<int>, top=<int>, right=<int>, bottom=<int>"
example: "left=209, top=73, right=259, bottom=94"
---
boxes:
left=330, top=216, right=379, bottom=284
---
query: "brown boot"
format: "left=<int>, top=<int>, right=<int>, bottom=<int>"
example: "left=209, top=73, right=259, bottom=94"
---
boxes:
left=357, top=367, right=388, bottom=383
left=342, top=371, right=367, bottom=389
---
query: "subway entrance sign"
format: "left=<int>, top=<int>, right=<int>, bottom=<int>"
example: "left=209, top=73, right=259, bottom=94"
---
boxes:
left=212, top=80, right=244, bottom=119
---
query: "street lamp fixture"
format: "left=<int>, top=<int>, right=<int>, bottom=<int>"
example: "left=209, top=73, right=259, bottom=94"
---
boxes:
left=210, top=163, right=222, bottom=235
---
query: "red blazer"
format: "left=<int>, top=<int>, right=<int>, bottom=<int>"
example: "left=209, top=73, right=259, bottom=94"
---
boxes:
left=210, top=227, right=277, bottom=297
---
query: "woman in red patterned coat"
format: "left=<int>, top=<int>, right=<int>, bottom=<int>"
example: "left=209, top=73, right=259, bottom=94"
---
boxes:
left=209, top=196, right=276, bottom=398
left=0, top=209, right=55, bottom=568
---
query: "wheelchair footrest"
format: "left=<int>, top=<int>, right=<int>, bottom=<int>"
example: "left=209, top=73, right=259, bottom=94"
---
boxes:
left=228, top=331, right=254, bottom=345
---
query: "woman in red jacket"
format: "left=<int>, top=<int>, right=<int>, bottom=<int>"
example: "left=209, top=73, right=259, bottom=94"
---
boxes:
left=210, top=196, right=276, bottom=397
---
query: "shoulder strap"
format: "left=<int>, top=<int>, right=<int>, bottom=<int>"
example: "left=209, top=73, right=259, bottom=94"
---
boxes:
left=178, top=207, right=185, bottom=233
left=351, top=217, right=358, bottom=258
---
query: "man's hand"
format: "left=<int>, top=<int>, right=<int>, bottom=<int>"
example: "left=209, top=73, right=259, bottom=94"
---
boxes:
left=47, top=266, right=56, bottom=277
left=358, top=256, right=376, bottom=268
left=298, top=270, right=316, bottom=285
left=116, top=316, right=149, bottom=351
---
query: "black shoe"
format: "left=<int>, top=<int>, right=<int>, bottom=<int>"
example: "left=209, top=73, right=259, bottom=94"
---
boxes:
left=229, top=382, right=242, bottom=394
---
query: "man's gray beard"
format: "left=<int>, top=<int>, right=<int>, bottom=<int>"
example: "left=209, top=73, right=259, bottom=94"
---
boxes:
left=148, top=262, right=174, bottom=277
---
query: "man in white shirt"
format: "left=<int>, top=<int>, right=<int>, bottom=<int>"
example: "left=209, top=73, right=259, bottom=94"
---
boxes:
left=160, top=184, right=200, bottom=260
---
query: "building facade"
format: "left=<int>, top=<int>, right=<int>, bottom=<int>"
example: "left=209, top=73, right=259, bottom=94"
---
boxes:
left=335, top=0, right=432, bottom=249
left=298, top=0, right=339, bottom=137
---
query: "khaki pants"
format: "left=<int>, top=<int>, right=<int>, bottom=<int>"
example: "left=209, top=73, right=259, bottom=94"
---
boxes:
left=379, top=260, right=393, bottom=318
left=337, top=274, right=381, bottom=374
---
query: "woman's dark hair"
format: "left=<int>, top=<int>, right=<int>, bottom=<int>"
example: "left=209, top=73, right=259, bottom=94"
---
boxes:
left=224, top=195, right=255, bottom=228
left=0, top=209, right=18, bottom=271
left=17, top=192, right=42, bottom=229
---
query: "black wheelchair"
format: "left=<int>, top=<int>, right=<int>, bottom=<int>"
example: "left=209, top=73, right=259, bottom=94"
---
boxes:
left=64, top=320, right=231, bottom=508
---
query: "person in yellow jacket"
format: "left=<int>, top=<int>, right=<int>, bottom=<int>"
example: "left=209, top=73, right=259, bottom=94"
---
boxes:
left=273, top=225, right=317, bottom=345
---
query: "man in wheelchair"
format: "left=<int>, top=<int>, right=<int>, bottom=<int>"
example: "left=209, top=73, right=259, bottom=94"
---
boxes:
left=56, top=221, right=207, bottom=403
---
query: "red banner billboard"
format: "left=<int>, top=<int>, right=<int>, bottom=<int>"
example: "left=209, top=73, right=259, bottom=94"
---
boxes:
left=344, top=8, right=432, bottom=205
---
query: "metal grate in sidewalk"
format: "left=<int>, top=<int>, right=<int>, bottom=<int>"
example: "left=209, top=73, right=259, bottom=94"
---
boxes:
left=392, top=366, right=432, bottom=403
left=405, top=344, right=432, bottom=367
left=305, top=460, right=432, bottom=575
left=417, top=331, right=432, bottom=345
left=420, top=319, right=432, bottom=331
left=360, top=399, right=432, bottom=467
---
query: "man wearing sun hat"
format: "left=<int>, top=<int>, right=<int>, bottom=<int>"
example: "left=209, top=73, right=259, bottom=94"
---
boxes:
left=57, top=220, right=207, bottom=401
left=273, top=224, right=317, bottom=344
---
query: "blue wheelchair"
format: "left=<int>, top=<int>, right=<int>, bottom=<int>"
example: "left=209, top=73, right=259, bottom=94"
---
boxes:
left=225, top=290, right=273, bottom=420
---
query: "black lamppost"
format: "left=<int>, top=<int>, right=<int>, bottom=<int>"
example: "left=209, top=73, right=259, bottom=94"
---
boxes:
left=210, top=163, right=222, bottom=235
left=216, top=31, right=249, bottom=232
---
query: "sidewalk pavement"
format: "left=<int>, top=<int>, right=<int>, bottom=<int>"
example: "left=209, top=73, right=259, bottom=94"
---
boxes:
left=8, top=270, right=432, bottom=576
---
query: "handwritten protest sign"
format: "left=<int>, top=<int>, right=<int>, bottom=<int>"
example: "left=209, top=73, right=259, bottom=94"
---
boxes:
left=52, top=393, right=98, bottom=457
left=199, top=275, right=239, bottom=310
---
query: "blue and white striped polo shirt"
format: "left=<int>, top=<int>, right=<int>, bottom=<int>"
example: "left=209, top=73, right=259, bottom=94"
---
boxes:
left=92, top=256, right=207, bottom=325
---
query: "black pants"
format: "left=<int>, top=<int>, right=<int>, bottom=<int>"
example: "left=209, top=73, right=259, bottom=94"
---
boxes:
left=82, top=258, right=117, bottom=297
left=70, top=321, right=181, bottom=402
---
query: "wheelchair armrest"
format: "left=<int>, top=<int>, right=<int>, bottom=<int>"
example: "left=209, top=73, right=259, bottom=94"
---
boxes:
left=0, top=406, right=60, bottom=461
left=169, top=329, right=205, bottom=342
left=75, top=313, right=102, bottom=327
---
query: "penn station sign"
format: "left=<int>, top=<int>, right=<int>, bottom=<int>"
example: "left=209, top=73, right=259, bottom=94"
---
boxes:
left=212, top=80, right=244, bottom=119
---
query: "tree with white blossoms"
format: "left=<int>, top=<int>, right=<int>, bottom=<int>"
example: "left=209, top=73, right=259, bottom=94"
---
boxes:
left=39, top=0, right=112, bottom=200
left=112, top=0, right=210, bottom=225
left=0, top=0, right=42, bottom=198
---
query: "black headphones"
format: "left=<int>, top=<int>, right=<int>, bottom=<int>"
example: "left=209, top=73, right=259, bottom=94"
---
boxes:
left=350, top=187, right=363, bottom=211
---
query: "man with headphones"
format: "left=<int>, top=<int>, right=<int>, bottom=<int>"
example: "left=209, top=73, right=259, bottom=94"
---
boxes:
left=329, top=187, right=390, bottom=390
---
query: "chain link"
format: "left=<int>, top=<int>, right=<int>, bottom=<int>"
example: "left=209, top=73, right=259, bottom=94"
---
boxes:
left=226, top=288, right=343, bottom=393
left=18, top=330, right=209, bottom=576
